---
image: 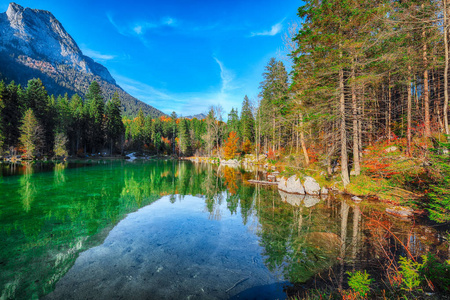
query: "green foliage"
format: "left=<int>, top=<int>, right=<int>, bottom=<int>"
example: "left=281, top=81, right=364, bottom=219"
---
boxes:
left=19, top=109, right=44, bottom=159
left=428, top=138, right=450, bottom=223
left=398, top=256, right=423, bottom=291
left=419, top=253, right=450, bottom=292
left=347, top=270, right=372, bottom=298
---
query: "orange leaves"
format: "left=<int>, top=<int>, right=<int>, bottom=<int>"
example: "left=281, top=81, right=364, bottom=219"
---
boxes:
left=241, top=138, right=252, bottom=154
left=223, top=131, right=239, bottom=160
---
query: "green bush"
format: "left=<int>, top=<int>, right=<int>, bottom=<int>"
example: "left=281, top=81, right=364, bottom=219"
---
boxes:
left=398, top=256, right=423, bottom=291
left=347, top=270, right=372, bottom=298
left=419, top=253, right=450, bottom=292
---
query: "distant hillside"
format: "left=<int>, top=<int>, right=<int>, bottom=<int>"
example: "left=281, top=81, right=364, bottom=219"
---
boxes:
left=183, top=113, right=207, bottom=120
left=0, top=3, right=165, bottom=118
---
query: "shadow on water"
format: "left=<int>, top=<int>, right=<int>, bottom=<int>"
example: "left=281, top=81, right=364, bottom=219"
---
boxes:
left=0, top=161, right=447, bottom=299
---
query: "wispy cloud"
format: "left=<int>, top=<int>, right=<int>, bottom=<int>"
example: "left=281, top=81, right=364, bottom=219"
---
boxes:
left=81, top=47, right=116, bottom=61
left=213, top=57, right=234, bottom=95
left=251, top=20, right=284, bottom=37
left=107, top=12, right=177, bottom=37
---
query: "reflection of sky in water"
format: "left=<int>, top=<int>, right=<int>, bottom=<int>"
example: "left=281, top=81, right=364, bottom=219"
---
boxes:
left=45, top=195, right=288, bottom=300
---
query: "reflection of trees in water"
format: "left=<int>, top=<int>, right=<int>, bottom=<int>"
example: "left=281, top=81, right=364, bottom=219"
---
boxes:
left=54, top=162, right=67, bottom=186
left=19, top=162, right=35, bottom=212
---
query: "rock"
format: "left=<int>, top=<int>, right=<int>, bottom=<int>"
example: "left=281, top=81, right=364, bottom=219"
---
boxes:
left=303, top=176, right=321, bottom=195
left=350, top=170, right=357, bottom=176
left=351, top=196, right=363, bottom=203
left=386, top=206, right=414, bottom=218
left=321, top=187, right=329, bottom=195
left=384, top=146, right=398, bottom=153
left=278, top=175, right=305, bottom=194
left=303, top=195, right=321, bottom=208
left=220, top=159, right=239, bottom=166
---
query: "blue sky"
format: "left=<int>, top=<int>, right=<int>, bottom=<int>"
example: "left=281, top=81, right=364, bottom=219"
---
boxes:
left=0, top=0, right=302, bottom=117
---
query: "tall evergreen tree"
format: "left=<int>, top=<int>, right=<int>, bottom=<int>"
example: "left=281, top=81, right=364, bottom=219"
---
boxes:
left=104, top=92, right=125, bottom=154
left=19, top=109, right=44, bottom=159
left=240, top=95, right=254, bottom=143
left=85, top=81, right=105, bottom=153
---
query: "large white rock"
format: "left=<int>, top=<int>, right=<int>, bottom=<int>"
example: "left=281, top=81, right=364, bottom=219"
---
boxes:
left=303, top=176, right=321, bottom=195
left=278, top=175, right=305, bottom=194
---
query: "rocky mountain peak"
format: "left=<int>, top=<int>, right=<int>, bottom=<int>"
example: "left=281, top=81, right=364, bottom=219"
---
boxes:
left=0, top=2, right=115, bottom=84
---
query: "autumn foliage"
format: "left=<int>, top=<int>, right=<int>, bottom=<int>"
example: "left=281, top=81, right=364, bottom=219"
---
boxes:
left=223, top=131, right=239, bottom=160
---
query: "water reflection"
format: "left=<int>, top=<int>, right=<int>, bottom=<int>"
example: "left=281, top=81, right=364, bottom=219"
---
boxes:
left=0, top=161, right=446, bottom=300
left=19, top=162, right=35, bottom=212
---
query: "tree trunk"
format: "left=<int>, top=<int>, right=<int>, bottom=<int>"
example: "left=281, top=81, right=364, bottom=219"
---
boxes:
left=388, top=74, right=392, bottom=141
left=407, top=65, right=412, bottom=156
left=351, top=60, right=360, bottom=176
left=445, top=0, right=450, bottom=134
left=339, top=54, right=350, bottom=186
left=423, top=8, right=431, bottom=137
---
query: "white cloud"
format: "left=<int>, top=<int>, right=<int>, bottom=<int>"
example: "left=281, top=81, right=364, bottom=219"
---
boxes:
left=213, top=57, right=235, bottom=94
left=81, top=47, right=116, bottom=61
left=251, top=21, right=284, bottom=37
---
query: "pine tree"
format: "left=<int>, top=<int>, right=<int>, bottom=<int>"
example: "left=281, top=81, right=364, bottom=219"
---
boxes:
left=19, top=109, right=44, bottom=159
left=85, top=81, right=105, bottom=153
left=178, top=119, right=191, bottom=156
left=240, top=95, right=254, bottom=143
left=104, top=92, right=124, bottom=154
left=227, top=108, right=240, bottom=138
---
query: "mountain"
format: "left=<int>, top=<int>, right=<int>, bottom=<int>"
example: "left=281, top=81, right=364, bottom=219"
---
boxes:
left=183, top=113, right=207, bottom=120
left=0, top=2, right=165, bottom=117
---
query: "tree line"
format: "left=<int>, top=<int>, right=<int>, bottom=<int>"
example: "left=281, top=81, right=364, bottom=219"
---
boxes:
left=0, top=79, right=124, bottom=158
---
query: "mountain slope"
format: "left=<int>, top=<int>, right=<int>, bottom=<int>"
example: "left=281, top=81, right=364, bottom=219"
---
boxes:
left=0, top=3, right=165, bottom=117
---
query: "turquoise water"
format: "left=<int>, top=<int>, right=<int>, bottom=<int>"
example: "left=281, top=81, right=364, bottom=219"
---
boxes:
left=0, top=160, right=445, bottom=299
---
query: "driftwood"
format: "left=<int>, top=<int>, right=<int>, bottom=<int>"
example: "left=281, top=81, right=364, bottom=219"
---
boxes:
left=247, top=180, right=278, bottom=186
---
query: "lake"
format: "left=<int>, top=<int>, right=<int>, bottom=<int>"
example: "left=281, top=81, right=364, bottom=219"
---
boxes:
left=0, top=160, right=446, bottom=299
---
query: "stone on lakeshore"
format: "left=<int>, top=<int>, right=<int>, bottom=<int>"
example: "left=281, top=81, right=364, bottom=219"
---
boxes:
left=386, top=206, right=413, bottom=218
left=351, top=196, right=363, bottom=203
left=278, top=175, right=305, bottom=194
left=303, top=176, right=321, bottom=195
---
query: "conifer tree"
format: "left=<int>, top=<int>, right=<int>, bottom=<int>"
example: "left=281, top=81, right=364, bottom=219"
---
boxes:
left=104, top=92, right=124, bottom=154
left=85, top=81, right=105, bottom=153
left=19, top=109, right=44, bottom=159
left=240, top=95, right=254, bottom=143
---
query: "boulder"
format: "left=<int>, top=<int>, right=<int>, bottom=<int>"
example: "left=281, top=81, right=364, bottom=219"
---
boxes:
left=278, top=175, right=305, bottom=194
left=386, top=206, right=414, bottom=218
left=303, top=176, right=321, bottom=195
left=220, top=159, right=239, bottom=166
left=384, top=146, right=398, bottom=153
left=321, top=187, right=329, bottom=195
left=351, top=196, right=363, bottom=203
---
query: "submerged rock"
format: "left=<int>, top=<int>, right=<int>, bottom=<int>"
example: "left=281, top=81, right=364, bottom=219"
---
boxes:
left=303, top=176, right=321, bottom=195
